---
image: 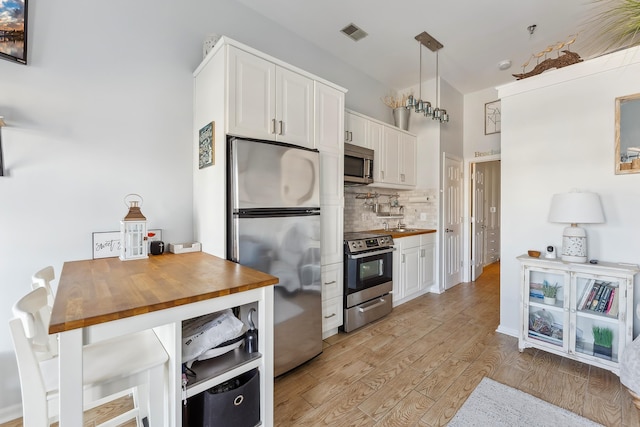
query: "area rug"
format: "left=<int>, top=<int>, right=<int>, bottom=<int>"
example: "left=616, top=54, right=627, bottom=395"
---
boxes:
left=449, top=377, right=603, bottom=426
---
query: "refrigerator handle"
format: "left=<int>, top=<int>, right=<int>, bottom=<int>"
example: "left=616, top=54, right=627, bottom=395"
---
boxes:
left=231, top=215, right=240, bottom=262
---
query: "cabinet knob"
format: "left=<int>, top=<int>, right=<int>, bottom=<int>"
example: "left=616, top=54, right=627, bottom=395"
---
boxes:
left=324, top=313, right=336, bottom=319
left=324, top=280, right=336, bottom=285
left=271, top=118, right=276, bottom=134
left=278, top=120, right=284, bottom=135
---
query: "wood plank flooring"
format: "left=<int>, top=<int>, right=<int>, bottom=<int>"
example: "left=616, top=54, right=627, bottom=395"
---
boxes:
left=274, top=262, right=640, bottom=426
left=3, top=262, right=638, bottom=426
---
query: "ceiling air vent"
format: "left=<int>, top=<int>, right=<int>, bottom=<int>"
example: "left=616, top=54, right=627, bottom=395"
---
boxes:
left=341, top=23, right=368, bottom=42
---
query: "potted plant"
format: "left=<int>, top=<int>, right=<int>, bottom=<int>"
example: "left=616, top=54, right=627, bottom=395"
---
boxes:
left=592, top=326, right=613, bottom=360
left=542, top=280, right=559, bottom=305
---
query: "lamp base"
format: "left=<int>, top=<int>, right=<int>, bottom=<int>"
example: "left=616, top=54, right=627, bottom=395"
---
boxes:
left=561, top=225, right=587, bottom=263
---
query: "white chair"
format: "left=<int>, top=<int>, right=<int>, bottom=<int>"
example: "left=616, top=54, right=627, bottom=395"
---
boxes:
left=30, top=266, right=58, bottom=359
left=32, top=265, right=56, bottom=306
left=10, top=287, right=169, bottom=426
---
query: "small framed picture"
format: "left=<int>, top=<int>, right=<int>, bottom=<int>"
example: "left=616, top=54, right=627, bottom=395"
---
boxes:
left=485, top=99, right=501, bottom=135
left=199, top=121, right=214, bottom=169
left=92, top=229, right=162, bottom=259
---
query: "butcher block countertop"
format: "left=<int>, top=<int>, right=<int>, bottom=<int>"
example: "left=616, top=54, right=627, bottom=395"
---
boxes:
left=365, top=228, right=437, bottom=239
left=49, top=252, right=278, bottom=334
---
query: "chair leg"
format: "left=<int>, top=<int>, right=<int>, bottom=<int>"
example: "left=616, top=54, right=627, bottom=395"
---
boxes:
left=146, top=364, right=166, bottom=426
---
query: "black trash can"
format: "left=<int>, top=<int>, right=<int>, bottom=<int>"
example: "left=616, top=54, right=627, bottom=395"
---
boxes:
left=187, top=368, right=260, bottom=427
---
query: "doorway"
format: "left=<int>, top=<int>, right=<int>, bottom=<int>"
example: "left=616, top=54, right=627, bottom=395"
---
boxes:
left=470, top=160, right=501, bottom=281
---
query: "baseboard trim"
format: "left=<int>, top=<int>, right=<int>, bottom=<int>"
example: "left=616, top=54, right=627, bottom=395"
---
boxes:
left=0, top=403, right=21, bottom=424
left=496, top=324, right=518, bottom=338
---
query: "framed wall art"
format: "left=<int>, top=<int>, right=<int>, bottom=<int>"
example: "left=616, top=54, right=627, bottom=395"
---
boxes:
left=199, top=121, right=214, bottom=169
left=0, top=0, right=28, bottom=65
left=485, top=99, right=501, bottom=135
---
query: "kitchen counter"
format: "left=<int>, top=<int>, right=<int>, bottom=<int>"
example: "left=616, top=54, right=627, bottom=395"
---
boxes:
left=364, top=228, right=437, bottom=239
left=50, top=252, right=278, bottom=426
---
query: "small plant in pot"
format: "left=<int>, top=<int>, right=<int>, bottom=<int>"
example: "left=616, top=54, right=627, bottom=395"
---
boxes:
left=592, top=326, right=613, bottom=360
left=542, top=280, right=560, bottom=305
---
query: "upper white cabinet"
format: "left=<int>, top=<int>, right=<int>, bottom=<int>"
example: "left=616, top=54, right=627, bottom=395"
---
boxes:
left=345, top=111, right=369, bottom=147
left=345, top=109, right=417, bottom=188
left=228, top=46, right=314, bottom=148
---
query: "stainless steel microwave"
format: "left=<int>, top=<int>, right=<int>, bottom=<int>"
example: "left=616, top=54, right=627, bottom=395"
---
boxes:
left=344, top=143, right=374, bottom=185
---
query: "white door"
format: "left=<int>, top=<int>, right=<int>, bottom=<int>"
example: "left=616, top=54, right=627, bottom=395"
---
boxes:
left=443, top=154, right=463, bottom=289
left=227, top=46, right=276, bottom=140
left=276, top=67, right=314, bottom=147
left=471, top=162, right=486, bottom=280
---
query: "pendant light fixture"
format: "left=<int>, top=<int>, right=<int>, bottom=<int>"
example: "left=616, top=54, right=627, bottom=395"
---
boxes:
left=405, top=31, right=449, bottom=123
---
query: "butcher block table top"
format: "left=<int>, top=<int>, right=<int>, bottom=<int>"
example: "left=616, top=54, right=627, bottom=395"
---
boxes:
left=365, top=228, right=437, bottom=239
left=49, top=252, right=278, bottom=334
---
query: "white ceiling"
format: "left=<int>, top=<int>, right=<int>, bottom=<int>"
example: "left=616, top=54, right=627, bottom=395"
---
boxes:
left=233, top=0, right=601, bottom=94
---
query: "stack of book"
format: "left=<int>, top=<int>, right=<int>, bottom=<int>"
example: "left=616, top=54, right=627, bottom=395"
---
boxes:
left=577, top=280, right=619, bottom=316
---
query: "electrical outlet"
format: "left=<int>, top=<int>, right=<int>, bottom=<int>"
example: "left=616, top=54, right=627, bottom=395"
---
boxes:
left=420, top=213, right=427, bottom=221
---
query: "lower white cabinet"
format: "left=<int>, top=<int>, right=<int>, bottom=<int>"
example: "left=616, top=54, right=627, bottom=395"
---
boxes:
left=517, top=255, right=639, bottom=375
left=321, top=263, right=343, bottom=337
left=393, top=233, right=436, bottom=306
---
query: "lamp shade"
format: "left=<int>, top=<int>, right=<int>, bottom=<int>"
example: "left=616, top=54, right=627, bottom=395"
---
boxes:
left=548, top=192, right=605, bottom=224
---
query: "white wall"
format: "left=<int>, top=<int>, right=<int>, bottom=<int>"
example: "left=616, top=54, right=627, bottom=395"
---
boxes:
left=497, top=46, right=640, bottom=338
left=0, top=0, right=391, bottom=417
left=462, top=87, right=501, bottom=281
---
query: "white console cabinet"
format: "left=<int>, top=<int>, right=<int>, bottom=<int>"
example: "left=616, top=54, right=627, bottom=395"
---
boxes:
left=517, top=255, right=639, bottom=375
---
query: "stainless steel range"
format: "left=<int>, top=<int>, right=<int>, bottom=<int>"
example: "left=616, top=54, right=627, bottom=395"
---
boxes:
left=342, top=232, right=395, bottom=332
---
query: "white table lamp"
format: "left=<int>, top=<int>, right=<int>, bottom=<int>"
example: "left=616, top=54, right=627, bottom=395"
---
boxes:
left=548, top=191, right=605, bottom=263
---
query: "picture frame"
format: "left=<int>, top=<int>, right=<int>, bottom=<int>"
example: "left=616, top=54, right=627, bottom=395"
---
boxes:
left=615, top=92, right=640, bottom=175
left=484, top=99, right=501, bottom=135
left=92, top=229, right=162, bottom=259
left=199, top=121, right=214, bottom=169
left=0, top=0, right=28, bottom=65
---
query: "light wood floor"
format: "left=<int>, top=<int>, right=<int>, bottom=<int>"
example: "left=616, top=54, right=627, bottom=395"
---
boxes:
left=3, top=262, right=638, bottom=426
left=274, top=262, right=640, bottom=426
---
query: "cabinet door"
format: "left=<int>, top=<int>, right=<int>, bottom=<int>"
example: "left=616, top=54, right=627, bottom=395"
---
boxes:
left=345, top=112, right=368, bottom=147
left=420, top=239, right=436, bottom=290
left=319, top=151, right=343, bottom=205
left=521, top=266, right=570, bottom=352
left=321, top=204, right=343, bottom=266
left=402, top=246, right=421, bottom=298
left=381, top=126, right=401, bottom=184
left=400, top=133, right=417, bottom=186
left=571, top=273, right=628, bottom=365
left=315, top=83, right=345, bottom=154
left=228, top=47, right=276, bottom=140
left=322, top=295, right=344, bottom=333
left=276, top=67, right=314, bottom=147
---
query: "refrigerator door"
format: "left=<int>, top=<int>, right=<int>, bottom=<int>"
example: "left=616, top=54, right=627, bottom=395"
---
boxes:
left=234, top=213, right=322, bottom=376
left=229, top=137, right=320, bottom=210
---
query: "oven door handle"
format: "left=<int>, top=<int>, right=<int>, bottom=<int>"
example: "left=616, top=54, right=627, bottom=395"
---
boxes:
left=346, top=247, right=395, bottom=259
left=358, top=298, right=387, bottom=312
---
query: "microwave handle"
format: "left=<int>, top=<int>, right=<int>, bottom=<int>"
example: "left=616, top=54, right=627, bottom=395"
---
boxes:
left=364, top=159, right=373, bottom=179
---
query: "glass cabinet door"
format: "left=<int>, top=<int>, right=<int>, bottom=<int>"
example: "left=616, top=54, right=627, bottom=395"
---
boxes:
left=523, top=267, right=570, bottom=351
left=570, top=274, right=625, bottom=364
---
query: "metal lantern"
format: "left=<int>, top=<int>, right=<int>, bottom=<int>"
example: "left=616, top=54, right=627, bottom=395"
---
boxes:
left=120, top=194, right=148, bottom=261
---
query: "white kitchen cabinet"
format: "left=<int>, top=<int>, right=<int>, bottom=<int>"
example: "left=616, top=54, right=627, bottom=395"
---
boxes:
left=517, top=255, right=639, bottom=375
left=314, top=82, right=345, bottom=337
left=321, top=263, right=344, bottom=337
left=375, top=127, right=416, bottom=186
left=228, top=46, right=314, bottom=148
left=400, top=132, right=417, bottom=186
left=344, top=111, right=368, bottom=147
left=320, top=204, right=343, bottom=266
left=393, top=233, right=436, bottom=306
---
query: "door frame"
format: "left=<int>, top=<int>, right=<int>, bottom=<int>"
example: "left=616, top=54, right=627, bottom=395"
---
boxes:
left=466, top=154, right=501, bottom=282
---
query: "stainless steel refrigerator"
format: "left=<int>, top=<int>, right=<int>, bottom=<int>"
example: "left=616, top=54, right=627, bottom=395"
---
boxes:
left=227, top=136, right=322, bottom=377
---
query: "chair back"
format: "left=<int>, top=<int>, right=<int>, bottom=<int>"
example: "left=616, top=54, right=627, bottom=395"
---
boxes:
left=31, top=266, right=59, bottom=357
left=9, top=288, right=53, bottom=426
left=12, top=287, right=57, bottom=359
left=32, top=266, right=56, bottom=307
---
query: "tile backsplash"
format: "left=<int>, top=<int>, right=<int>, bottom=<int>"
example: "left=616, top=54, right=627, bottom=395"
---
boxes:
left=344, top=187, right=438, bottom=232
